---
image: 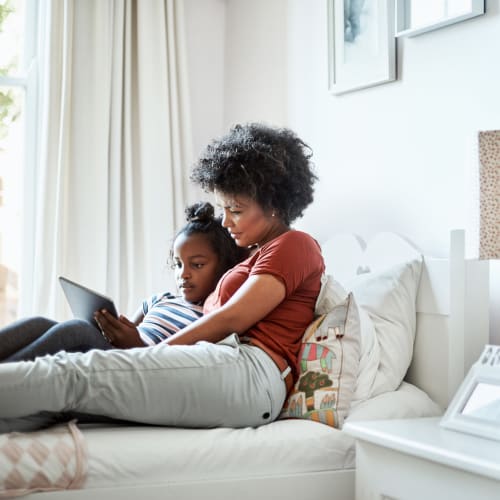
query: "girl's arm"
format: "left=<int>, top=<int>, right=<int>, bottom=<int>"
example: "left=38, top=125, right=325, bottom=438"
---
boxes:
left=165, top=273, right=286, bottom=345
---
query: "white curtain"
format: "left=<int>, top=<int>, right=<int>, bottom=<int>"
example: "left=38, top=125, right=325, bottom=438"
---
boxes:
left=21, top=0, right=193, bottom=319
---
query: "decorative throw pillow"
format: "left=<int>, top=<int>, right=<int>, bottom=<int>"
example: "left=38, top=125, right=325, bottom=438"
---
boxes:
left=0, top=420, right=87, bottom=497
left=314, top=272, right=380, bottom=406
left=314, top=273, right=348, bottom=315
left=279, top=293, right=361, bottom=428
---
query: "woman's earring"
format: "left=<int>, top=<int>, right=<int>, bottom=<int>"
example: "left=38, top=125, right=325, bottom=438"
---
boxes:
left=271, top=212, right=276, bottom=217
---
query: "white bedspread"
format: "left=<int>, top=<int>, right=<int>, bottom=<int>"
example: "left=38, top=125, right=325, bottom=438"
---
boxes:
left=83, top=381, right=440, bottom=490
left=83, top=418, right=354, bottom=489
left=0, top=382, right=441, bottom=498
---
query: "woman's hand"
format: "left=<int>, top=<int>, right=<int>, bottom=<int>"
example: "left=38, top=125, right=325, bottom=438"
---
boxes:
left=94, top=309, right=146, bottom=349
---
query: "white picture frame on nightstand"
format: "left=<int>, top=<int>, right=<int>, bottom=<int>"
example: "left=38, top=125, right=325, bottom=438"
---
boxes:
left=441, top=345, right=500, bottom=441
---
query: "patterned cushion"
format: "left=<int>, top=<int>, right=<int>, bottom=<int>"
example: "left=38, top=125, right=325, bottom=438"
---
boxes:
left=279, top=293, right=361, bottom=428
left=0, top=421, right=87, bottom=497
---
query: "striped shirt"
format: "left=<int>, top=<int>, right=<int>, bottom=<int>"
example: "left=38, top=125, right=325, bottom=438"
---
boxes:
left=137, top=292, right=203, bottom=346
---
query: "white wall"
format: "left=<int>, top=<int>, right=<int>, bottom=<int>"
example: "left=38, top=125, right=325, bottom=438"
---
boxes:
left=183, top=0, right=288, bottom=204
left=184, top=0, right=288, bottom=158
left=286, top=0, right=500, bottom=258
left=223, top=0, right=288, bottom=129
left=212, top=0, right=500, bottom=259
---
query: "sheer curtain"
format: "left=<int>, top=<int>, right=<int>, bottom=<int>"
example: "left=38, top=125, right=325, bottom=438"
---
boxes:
left=21, top=0, right=192, bottom=319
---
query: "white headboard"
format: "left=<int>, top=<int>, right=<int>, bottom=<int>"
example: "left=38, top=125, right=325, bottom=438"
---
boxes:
left=320, top=230, right=490, bottom=409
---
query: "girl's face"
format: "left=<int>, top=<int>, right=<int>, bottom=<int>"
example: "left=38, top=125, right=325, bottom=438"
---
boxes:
left=215, top=192, right=284, bottom=248
left=172, top=232, right=220, bottom=304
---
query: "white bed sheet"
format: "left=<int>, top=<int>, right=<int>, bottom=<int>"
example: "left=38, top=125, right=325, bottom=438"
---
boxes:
left=80, top=381, right=441, bottom=491
left=83, top=419, right=353, bottom=489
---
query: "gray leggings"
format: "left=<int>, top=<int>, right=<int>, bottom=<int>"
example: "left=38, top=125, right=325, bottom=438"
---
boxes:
left=0, top=316, right=113, bottom=362
left=0, top=334, right=287, bottom=433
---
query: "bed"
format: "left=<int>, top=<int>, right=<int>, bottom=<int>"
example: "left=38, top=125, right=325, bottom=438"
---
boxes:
left=0, top=230, right=490, bottom=500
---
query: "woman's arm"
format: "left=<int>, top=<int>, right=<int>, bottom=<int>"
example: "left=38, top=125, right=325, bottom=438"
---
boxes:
left=165, top=273, right=286, bottom=346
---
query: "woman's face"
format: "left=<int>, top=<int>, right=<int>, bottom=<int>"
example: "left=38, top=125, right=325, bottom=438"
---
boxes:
left=172, top=232, right=220, bottom=304
left=215, top=192, right=280, bottom=248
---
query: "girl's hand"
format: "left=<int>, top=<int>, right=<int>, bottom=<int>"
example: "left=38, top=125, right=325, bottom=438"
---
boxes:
left=94, top=310, right=146, bottom=349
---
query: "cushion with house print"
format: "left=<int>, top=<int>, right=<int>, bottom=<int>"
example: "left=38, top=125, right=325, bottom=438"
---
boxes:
left=279, top=293, right=361, bottom=428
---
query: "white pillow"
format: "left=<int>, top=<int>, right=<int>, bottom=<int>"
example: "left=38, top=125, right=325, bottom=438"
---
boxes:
left=313, top=256, right=422, bottom=405
left=348, top=258, right=423, bottom=397
left=351, top=306, right=380, bottom=404
left=346, top=381, right=442, bottom=422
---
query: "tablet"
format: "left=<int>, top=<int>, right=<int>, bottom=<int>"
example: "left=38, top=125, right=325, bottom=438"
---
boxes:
left=59, top=276, right=118, bottom=327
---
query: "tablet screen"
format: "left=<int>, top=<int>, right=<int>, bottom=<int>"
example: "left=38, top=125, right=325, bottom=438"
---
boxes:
left=59, top=276, right=118, bottom=328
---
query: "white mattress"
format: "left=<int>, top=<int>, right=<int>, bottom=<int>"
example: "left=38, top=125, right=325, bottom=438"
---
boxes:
left=81, top=381, right=441, bottom=490
left=83, top=419, right=352, bottom=489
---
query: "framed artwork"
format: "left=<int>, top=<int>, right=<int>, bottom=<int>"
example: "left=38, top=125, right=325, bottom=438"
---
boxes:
left=328, top=0, right=396, bottom=95
left=396, top=0, right=485, bottom=38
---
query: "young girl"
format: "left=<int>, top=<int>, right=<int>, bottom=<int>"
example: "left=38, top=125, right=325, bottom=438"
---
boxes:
left=0, top=202, right=246, bottom=362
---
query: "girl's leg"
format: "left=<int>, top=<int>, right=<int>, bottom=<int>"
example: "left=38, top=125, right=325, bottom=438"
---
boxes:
left=0, top=317, right=57, bottom=361
left=5, top=319, right=113, bottom=362
left=0, top=334, right=286, bottom=432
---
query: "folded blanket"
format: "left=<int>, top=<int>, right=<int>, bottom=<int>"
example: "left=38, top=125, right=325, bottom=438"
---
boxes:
left=0, top=420, right=87, bottom=498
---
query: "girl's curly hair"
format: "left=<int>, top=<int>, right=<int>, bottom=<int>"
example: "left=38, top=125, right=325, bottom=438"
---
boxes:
left=190, top=123, right=318, bottom=226
left=172, top=201, right=248, bottom=280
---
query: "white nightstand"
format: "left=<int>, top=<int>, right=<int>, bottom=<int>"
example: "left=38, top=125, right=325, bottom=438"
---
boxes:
left=343, top=417, right=500, bottom=500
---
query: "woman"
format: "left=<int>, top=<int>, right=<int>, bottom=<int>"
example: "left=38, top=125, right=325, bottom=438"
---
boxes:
left=0, top=123, right=324, bottom=433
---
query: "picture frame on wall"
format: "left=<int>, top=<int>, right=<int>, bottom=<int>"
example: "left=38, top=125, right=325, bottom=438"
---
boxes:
left=328, top=0, right=396, bottom=95
left=395, top=0, right=485, bottom=38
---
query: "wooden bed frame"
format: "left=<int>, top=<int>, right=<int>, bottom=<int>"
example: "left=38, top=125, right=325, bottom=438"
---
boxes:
left=22, top=230, right=490, bottom=500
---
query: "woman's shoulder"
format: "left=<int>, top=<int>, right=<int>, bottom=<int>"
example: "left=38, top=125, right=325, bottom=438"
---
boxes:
left=253, top=230, right=324, bottom=290
left=273, top=229, right=321, bottom=250
left=258, top=230, right=323, bottom=267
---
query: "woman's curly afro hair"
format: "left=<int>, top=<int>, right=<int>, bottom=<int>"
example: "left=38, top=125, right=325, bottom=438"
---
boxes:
left=190, top=123, right=318, bottom=226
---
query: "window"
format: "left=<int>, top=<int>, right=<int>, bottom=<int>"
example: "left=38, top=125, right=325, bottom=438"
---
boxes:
left=0, top=0, right=38, bottom=325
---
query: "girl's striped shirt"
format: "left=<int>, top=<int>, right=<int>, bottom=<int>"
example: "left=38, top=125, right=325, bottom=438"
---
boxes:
left=137, top=292, right=203, bottom=345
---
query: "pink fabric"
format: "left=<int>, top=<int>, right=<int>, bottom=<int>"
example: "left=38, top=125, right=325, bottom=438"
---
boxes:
left=0, top=421, right=87, bottom=498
